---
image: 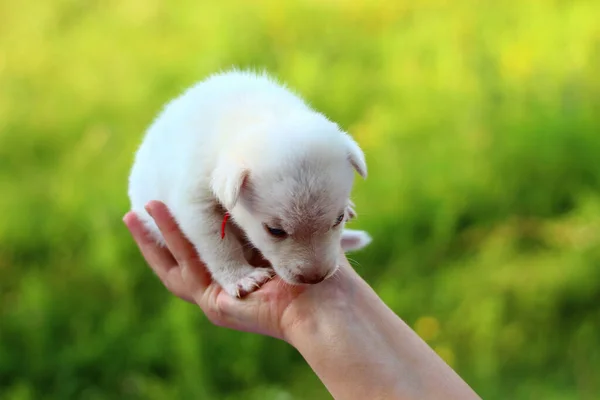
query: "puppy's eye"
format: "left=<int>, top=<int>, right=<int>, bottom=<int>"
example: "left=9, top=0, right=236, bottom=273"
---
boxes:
left=333, top=213, right=345, bottom=227
left=265, top=225, right=288, bottom=238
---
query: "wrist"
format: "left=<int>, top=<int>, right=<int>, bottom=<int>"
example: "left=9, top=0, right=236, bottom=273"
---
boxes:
left=281, top=267, right=412, bottom=399
left=281, top=264, right=366, bottom=346
left=279, top=260, right=481, bottom=400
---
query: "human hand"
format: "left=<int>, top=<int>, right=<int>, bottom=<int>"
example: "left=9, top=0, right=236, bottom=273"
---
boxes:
left=122, top=200, right=357, bottom=342
left=124, top=201, right=481, bottom=400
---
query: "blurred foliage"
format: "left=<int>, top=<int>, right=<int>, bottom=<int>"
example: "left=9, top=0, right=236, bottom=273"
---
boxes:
left=1, top=0, right=600, bottom=399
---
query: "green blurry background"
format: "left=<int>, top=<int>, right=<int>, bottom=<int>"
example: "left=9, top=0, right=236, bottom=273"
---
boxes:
left=1, top=0, right=599, bottom=398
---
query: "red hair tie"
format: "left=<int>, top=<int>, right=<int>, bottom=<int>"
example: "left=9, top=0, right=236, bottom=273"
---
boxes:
left=221, top=212, right=230, bottom=239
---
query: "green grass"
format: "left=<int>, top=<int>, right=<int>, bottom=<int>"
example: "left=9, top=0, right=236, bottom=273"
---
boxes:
left=1, top=0, right=599, bottom=398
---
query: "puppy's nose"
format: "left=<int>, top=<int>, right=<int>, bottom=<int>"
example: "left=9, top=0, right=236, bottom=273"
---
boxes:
left=297, top=272, right=327, bottom=285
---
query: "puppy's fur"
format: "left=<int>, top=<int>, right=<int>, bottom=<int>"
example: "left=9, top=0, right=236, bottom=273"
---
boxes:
left=128, top=69, right=371, bottom=297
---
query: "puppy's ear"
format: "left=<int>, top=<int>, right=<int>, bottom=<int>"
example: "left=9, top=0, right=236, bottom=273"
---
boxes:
left=346, top=136, right=367, bottom=179
left=347, top=200, right=357, bottom=220
left=211, top=161, right=249, bottom=211
left=341, top=229, right=372, bottom=252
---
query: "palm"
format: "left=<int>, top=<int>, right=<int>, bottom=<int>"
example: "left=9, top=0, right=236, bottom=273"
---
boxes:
left=202, top=276, right=307, bottom=340
left=124, top=201, right=310, bottom=341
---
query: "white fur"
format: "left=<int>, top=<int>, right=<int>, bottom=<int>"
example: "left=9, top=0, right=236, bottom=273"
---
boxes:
left=128, top=69, right=371, bottom=297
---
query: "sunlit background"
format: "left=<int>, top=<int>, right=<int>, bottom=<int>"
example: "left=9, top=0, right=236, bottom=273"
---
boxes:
left=1, top=0, right=599, bottom=398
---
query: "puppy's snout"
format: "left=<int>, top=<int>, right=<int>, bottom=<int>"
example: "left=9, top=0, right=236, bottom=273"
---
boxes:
left=296, top=271, right=328, bottom=285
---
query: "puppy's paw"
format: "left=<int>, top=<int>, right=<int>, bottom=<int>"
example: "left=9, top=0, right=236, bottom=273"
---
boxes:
left=223, top=267, right=275, bottom=298
left=341, top=229, right=372, bottom=252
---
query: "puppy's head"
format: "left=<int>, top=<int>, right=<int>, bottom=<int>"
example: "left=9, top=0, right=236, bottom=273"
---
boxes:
left=212, top=113, right=367, bottom=285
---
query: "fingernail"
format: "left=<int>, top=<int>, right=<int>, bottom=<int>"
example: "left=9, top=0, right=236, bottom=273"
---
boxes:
left=122, top=213, right=133, bottom=230
left=144, top=203, right=153, bottom=216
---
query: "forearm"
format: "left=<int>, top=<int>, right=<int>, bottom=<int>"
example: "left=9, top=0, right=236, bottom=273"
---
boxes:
left=285, top=268, right=480, bottom=400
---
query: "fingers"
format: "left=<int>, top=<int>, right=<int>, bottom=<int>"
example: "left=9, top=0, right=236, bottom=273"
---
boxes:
left=143, top=201, right=198, bottom=267
left=123, top=211, right=176, bottom=276
left=144, top=201, right=213, bottom=292
left=123, top=211, right=194, bottom=303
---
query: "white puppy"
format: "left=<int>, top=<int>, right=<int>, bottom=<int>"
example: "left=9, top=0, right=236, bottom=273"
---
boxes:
left=128, top=69, right=371, bottom=297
